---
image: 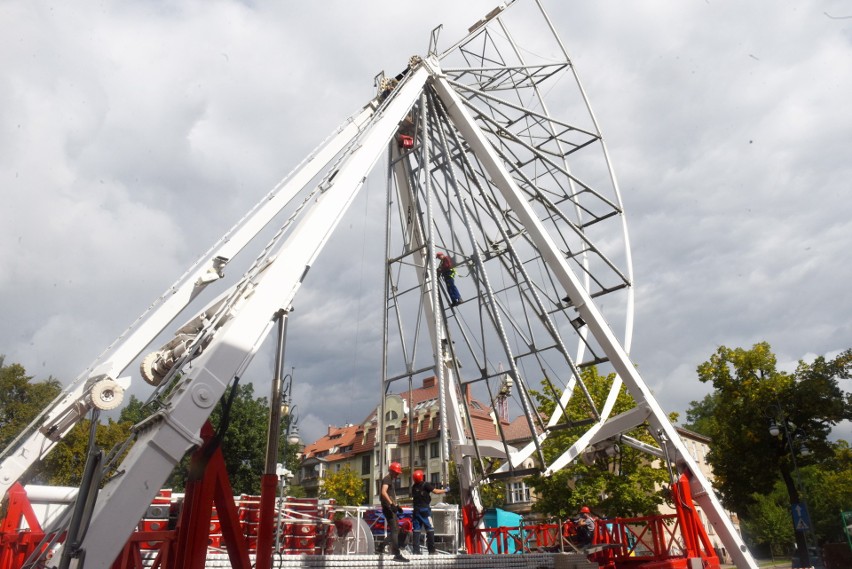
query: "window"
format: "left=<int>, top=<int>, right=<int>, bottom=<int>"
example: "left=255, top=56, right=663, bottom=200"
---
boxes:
left=418, top=445, right=426, bottom=460
left=361, top=455, right=371, bottom=475
left=385, top=426, right=399, bottom=443
left=430, top=472, right=440, bottom=484
left=385, top=410, right=398, bottom=421
left=430, top=441, right=440, bottom=458
left=506, top=481, right=530, bottom=504
left=691, top=442, right=702, bottom=463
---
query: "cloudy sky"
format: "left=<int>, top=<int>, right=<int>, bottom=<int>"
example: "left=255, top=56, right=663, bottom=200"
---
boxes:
left=2, top=0, right=850, bottom=446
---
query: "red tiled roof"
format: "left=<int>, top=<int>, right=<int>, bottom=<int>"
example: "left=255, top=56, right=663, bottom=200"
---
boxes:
left=302, top=424, right=360, bottom=460
left=302, top=377, right=518, bottom=451
left=502, top=415, right=538, bottom=442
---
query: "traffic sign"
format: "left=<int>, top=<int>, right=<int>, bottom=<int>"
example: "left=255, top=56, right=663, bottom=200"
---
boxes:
left=791, top=503, right=811, bottom=531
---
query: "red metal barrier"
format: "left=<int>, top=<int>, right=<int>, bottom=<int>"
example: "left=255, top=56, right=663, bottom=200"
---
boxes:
left=0, top=483, right=52, bottom=569
left=589, top=474, right=721, bottom=569
left=472, top=522, right=563, bottom=554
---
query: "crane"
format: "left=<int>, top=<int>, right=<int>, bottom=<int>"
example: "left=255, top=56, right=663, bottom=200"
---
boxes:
left=1, top=3, right=759, bottom=568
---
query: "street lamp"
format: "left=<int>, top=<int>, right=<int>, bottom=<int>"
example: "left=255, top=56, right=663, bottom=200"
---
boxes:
left=766, top=404, right=812, bottom=569
left=274, top=386, right=302, bottom=554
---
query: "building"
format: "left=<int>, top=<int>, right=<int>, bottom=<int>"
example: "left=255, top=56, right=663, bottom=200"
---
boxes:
left=298, top=423, right=361, bottom=498
left=296, top=376, right=511, bottom=504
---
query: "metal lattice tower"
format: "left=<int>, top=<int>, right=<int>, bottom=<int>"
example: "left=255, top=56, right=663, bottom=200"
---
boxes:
left=0, top=3, right=758, bottom=568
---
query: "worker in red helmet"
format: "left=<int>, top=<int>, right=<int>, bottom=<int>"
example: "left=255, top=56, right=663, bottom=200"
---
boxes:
left=435, top=252, right=462, bottom=307
left=574, top=505, right=596, bottom=548
left=380, top=462, right=409, bottom=562
left=410, top=469, right=448, bottom=554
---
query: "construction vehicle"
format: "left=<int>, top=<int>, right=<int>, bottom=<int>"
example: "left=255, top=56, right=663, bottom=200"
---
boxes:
left=0, top=2, right=758, bottom=568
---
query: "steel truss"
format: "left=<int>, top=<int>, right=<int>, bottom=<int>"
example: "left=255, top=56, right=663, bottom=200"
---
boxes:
left=1, top=3, right=757, bottom=568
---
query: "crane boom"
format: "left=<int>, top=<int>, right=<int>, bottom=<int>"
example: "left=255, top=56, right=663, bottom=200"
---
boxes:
left=58, top=63, right=430, bottom=569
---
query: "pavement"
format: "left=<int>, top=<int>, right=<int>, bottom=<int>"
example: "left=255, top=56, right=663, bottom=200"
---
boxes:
left=721, top=561, right=791, bottom=569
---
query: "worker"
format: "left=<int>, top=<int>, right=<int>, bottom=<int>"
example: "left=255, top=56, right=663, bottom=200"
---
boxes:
left=380, top=462, right=409, bottom=562
left=574, top=505, right=596, bottom=547
left=435, top=252, right=462, bottom=306
left=410, top=469, right=448, bottom=554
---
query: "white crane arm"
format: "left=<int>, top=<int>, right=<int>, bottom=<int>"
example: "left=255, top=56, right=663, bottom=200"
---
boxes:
left=60, top=64, right=430, bottom=569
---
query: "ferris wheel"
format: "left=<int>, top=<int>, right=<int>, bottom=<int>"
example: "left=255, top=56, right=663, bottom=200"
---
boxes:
left=0, top=3, right=757, bottom=568
left=377, top=0, right=635, bottom=484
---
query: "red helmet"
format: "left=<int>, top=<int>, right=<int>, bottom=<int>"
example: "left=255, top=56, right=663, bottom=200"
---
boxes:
left=413, top=470, right=425, bottom=483
left=580, top=506, right=590, bottom=514
left=436, top=252, right=445, bottom=258
left=389, top=462, right=402, bottom=474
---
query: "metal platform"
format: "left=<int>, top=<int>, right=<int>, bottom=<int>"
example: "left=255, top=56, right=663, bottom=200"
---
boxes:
left=197, top=552, right=595, bottom=568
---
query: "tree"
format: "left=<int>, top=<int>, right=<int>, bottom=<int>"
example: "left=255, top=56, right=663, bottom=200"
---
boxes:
left=321, top=466, right=365, bottom=506
left=41, top=418, right=132, bottom=487
left=0, top=357, right=62, bottom=485
left=0, top=356, right=61, bottom=449
left=688, top=342, right=852, bottom=563
left=802, top=440, right=852, bottom=544
left=527, top=366, right=670, bottom=519
left=741, top=485, right=794, bottom=559
left=478, top=478, right=506, bottom=509
left=207, top=382, right=274, bottom=495
left=118, top=394, right=152, bottom=425
left=690, top=343, right=851, bottom=506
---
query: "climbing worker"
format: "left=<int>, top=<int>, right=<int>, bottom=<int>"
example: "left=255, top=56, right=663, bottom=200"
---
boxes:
left=435, top=252, right=462, bottom=306
left=380, top=462, right=409, bottom=562
left=410, top=469, right=448, bottom=554
left=574, top=505, right=596, bottom=547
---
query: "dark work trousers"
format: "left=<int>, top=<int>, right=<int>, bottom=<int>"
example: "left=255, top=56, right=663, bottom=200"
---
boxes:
left=381, top=504, right=401, bottom=555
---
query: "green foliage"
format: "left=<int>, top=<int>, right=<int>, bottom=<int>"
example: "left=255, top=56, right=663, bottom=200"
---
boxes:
left=741, top=485, right=794, bottom=557
left=690, top=343, right=852, bottom=509
left=682, top=392, right=719, bottom=437
left=41, top=418, right=132, bottom=486
left=321, top=466, right=365, bottom=506
left=0, top=356, right=61, bottom=450
left=527, top=367, right=669, bottom=519
left=801, top=440, right=852, bottom=543
left=0, top=356, right=62, bottom=484
left=118, top=394, right=152, bottom=425
left=688, top=342, right=852, bottom=555
left=478, top=478, right=506, bottom=509
left=285, top=483, right=307, bottom=498
left=209, top=383, right=272, bottom=495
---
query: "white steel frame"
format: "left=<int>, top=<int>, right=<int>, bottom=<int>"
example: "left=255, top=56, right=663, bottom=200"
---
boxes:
left=0, top=3, right=756, bottom=568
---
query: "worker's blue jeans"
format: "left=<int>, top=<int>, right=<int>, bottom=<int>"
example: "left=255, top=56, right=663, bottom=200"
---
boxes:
left=412, top=507, right=436, bottom=554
